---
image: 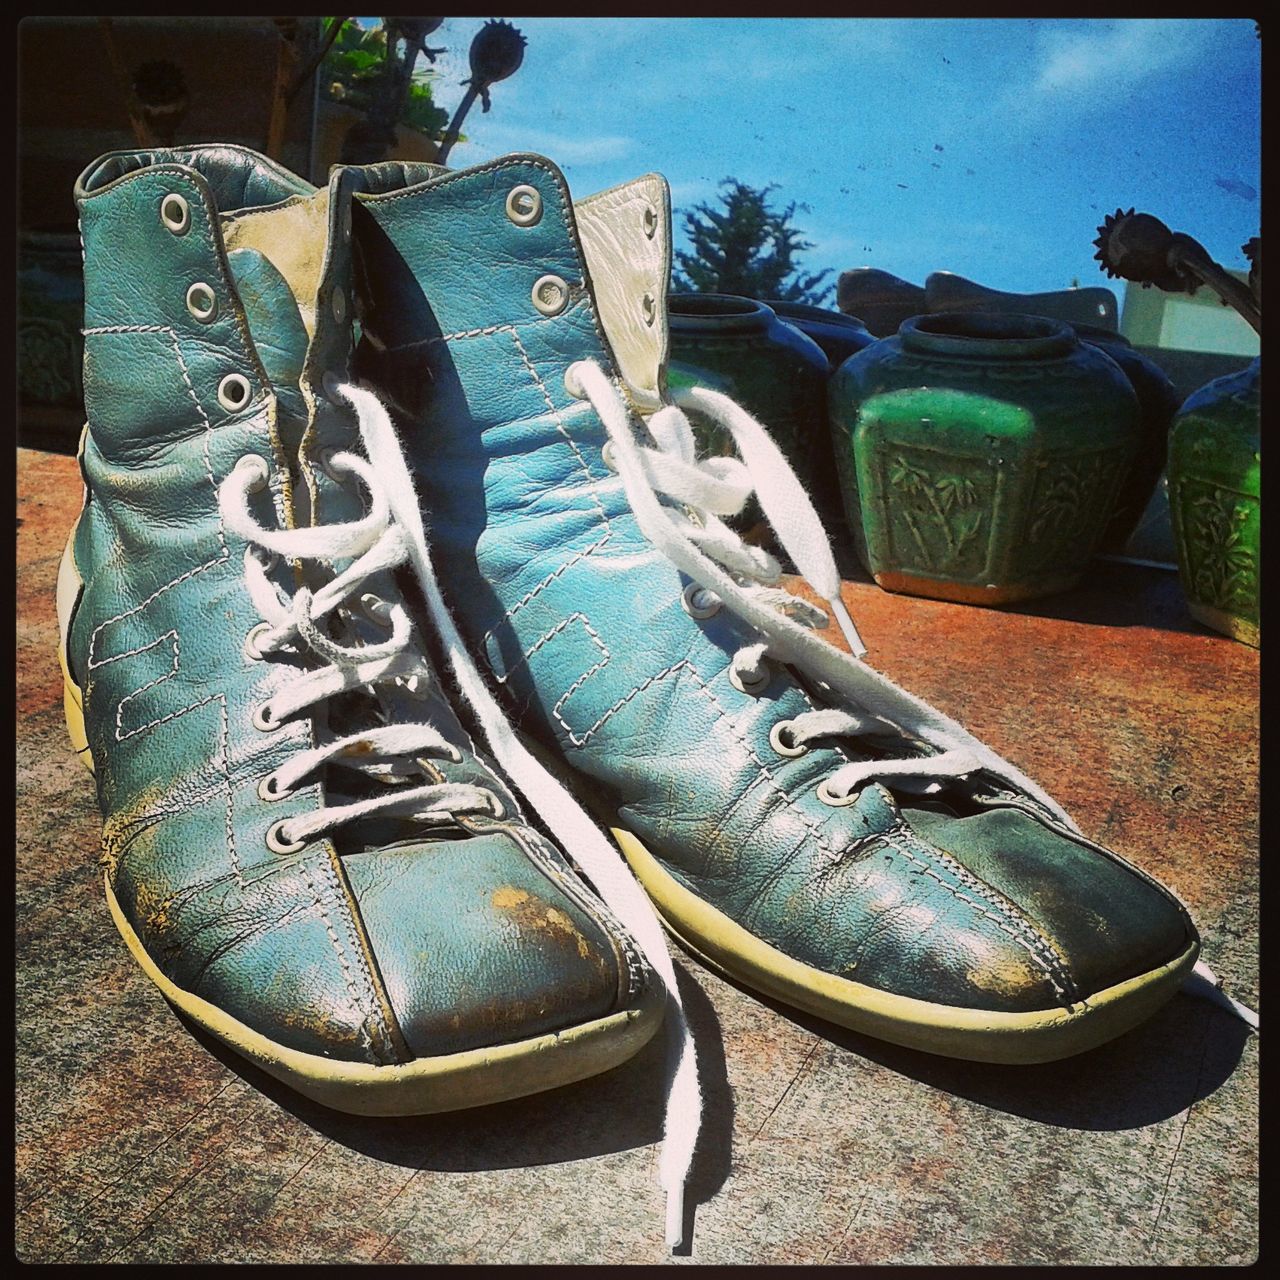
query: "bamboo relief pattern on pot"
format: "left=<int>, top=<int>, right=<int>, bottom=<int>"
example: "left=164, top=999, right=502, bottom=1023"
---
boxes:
left=882, top=450, right=991, bottom=577
left=1024, top=451, right=1125, bottom=571
left=1176, top=481, right=1258, bottom=618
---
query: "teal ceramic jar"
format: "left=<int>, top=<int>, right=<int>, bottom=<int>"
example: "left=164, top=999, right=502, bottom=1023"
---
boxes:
left=1072, top=325, right=1182, bottom=553
left=667, top=294, right=834, bottom=521
left=829, top=312, right=1142, bottom=604
left=763, top=300, right=876, bottom=370
left=1166, top=359, right=1260, bottom=646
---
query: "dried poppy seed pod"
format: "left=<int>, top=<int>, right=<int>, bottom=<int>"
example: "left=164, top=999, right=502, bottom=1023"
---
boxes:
left=1094, top=207, right=1261, bottom=333
left=1093, top=209, right=1187, bottom=292
left=467, top=19, right=527, bottom=109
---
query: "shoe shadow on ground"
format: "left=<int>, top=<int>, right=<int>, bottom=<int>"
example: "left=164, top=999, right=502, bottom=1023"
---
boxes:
left=743, top=980, right=1251, bottom=1132
left=176, top=958, right=734, bottom=1220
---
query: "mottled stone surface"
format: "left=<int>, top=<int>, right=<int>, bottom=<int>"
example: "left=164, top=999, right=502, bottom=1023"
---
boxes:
left=16, top=447, right=1257, bottom=1264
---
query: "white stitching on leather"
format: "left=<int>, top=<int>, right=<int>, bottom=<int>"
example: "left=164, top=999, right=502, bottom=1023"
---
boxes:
left=879, top=830, right=1074, bottom=1003
left=298, top=859, right=370, bottom=1033
left=482, top=533, right=613, bottom=650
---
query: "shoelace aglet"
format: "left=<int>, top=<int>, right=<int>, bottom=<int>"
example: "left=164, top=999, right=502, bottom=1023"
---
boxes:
left=1186, top=959, right=1259, bottom=1031
left=828, top=596, right=867, bottom=658
left=665, top=1183, right=686, bottom=1251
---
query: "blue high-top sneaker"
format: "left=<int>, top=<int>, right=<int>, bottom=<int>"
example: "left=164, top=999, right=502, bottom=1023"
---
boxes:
left=56, top=146, right=666, bottom=1118
left=347, top=153, right=1203, bottom=1065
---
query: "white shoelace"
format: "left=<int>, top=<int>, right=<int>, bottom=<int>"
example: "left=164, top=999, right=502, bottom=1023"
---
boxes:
left=230, top=383, right=702, bottom=1249
left=219, top=445, right=501, bottom=845
left=568, top=358, right=1259, bottom=1032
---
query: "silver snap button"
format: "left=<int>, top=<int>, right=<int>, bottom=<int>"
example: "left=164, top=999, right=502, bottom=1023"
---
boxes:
left=506, top=184, right=543, bottom=227
left=643, top=204, right=658, bottom=239
left=531, top=274, right=569, bottom=317
left=264, top=817, right=307, bottom=854
left=331, top=286, right=346, bottom=322
left=160, top=192, right=191, bottom=235
left=641, top=293, right=656, bottom=327
left=185, top=282, right=217, bottom=323
left=217, top=373, right=254, bottom=412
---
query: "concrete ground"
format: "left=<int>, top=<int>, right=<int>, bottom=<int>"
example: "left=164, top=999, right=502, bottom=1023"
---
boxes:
left=16, top=447, right=1258, bottom=1264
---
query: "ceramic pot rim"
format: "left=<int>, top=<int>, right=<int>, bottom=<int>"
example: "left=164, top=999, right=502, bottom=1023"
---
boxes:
left=763, top=299, right=870, bottom=332
left=901, top=311, right=1076, bottom=359
left=669, top=293, right=775, bottom=333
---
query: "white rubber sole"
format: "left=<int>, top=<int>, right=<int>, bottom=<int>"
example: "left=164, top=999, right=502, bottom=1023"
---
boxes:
left=612, top=826, right=1198, bottom=1065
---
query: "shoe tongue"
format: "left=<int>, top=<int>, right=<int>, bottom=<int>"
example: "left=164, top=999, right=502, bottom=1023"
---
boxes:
left=225, top=246, right=309, bottom=426
left=575, top=173, right=672, bottom=409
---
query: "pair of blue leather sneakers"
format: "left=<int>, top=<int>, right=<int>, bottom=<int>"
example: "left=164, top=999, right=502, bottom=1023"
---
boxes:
left=57, top=145, right=1209, bottom=1242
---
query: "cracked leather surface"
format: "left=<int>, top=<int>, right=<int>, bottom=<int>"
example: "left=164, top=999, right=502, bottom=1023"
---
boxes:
left=350, top=153, right=1194, bottom=1016
left=66, top=145, right=650, bottom=1066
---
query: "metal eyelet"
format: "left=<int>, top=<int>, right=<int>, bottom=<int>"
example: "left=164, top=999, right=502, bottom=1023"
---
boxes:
left=531, top=274, right=569, bottom=317
left=506, top=184, right=543, bottom=227
left=601, top=440, right=619, bottom=473
left=681, top=581, right=722, bottom=620
left=641, top=293, right=656, bottom=327
left=817, top=778, right=859, bottom=807
left=244, top=621, right=273, bottom=661
left=217, top=373, right=253, bottom=413
left=257, top=774, right=292, bottom=803
left=359, top=592, right=393, bottom=626
left=185, top=282, right=218, bottom=323
left=251, top=701, right=279, bottom=732
left=238, top=453, right=270, bottom=493
left=728, top=665, right=770, bottom=696
left=769, top=720, right=809, bottom=758
left=160, top=192, right=190, bottom=235
left=321, top=370, right=346, bottom=403
left=265, top=818, right=307, bottom=855
left=642, top=204, right=658, bottom=239
left=564, top=363, right=588, bottom=399
left=331, top=286, right=346, bottom=322
left=315, top=446, right=348, bottom=482
left=395, top=672, right=435, bottom=702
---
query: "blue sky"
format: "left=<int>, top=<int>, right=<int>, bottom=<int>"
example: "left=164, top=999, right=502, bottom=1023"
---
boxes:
left=401, top=18, right=1260, bottom=303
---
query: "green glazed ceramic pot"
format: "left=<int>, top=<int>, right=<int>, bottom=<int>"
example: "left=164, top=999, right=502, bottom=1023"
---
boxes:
left=1073, top=325, right=1182, bottom=553
left=18, top=229, right=85, bottom=413
left=829, top=312, right=1141, bottom=604
left=667, top=293, right=835, bottom=523
left=1167, top=358, right=1260, bottom=647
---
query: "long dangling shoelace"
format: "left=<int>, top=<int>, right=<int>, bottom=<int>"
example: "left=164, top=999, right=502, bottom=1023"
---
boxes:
left=223, top=384, right=703, bottom=1249
left=566, top=358, right=1259, bottom=1032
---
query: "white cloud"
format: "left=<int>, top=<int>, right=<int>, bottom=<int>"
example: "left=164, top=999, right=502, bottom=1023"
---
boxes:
left=1031, top=20, right=1203, bottom=95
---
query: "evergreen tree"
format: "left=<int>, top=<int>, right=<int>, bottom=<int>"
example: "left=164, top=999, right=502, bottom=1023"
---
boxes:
left=673, top=179, right=833, bottom=305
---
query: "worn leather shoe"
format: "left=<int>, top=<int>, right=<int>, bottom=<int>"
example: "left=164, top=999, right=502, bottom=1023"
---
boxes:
left=57, top=145, right=664, bottom=1115
left=346, top=152, right=1200, bottom=1065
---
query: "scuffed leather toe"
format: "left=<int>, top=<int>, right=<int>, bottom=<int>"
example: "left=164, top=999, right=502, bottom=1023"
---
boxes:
left=901, top=805, right=1196, bottom=1003
left=343, top=829, right=639, bottom=1058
